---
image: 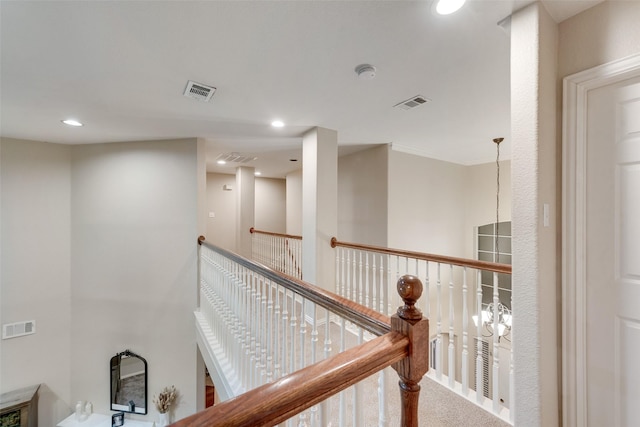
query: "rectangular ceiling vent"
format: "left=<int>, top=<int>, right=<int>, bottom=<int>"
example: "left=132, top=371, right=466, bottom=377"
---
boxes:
left=216, top=152, right=257, bottom=164
left=394, top=95, right=430, bottom=110
left=184, top=80, right=216, bottom=102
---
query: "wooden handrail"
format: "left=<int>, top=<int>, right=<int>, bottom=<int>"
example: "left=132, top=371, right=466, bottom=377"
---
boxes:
left=196, top=236, right=429, bottom=426
left=330, top=237, right=512, bottom=275
left=172, top=331, right=409, bottom=427
left=249, top=227, right=302, bottom=240
left=198, top=237, right=390, bottom=336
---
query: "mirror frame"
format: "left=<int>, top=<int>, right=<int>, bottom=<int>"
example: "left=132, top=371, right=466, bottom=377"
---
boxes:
left=110, top=350, right=148, bottom=415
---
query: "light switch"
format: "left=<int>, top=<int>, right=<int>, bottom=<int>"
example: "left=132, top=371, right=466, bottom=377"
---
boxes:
left=209, top=212, right=215, bottom=218
left=543, top=204, right=549, bottom=227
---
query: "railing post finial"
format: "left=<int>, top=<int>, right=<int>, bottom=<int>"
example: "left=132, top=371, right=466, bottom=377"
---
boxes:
left=397, top=275, right=423, bottom=320
left=392, top=275, right=429, bottom=427
left=198, top=236, right=205, bottom=245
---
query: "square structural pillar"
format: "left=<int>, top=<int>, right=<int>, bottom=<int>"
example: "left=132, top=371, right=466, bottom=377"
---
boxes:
left=302, top=127, right=337, bottom=292
left=236, top=166, right=255, bottom=259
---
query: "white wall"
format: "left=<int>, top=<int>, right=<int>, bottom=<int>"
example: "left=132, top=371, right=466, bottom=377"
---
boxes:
left=285, top=169, right=302, bottom=236
left=1, top=137, right=201, bottom=425
left=338, top=145, right=388, bottom=246
left=1, top=138, right=72, bottom=425
left=255, top=177, right=286, bottom=234
left=464, top=160, right=512, bottom=259
left=558, top=0, right=640, bottom=78
left=70, top=139, right=199, bottom=423
left=387, top=149, right=467, bottom=256
left=206, top=173, right=237, bottom=252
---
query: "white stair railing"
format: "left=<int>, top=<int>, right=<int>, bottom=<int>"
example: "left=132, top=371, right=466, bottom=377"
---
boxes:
left=197, top=238, right=398, bottom=426
left=250, top=227, right=302, bottom=279
left=330, top=237, right=513, bottom=423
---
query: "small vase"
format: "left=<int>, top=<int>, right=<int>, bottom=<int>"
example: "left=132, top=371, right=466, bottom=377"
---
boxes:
left=158, top=412, right=170, bottom=427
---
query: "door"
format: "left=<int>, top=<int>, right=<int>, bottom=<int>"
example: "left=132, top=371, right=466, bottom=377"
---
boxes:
left=584, top=73, right=640, bottom=426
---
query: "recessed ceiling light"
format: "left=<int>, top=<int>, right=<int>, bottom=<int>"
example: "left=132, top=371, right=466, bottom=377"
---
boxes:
left=254, top=171, right=262, bottom=176
left=217, top=160, right=226, bottom=165
left=271, top=120, right=284, bottom=128
left=435, top=0, right=466, bottom=15
left=62, top=119, right=83, bottom=127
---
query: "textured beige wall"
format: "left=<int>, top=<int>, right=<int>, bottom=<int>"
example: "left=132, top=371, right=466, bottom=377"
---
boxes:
left=2, top=138, right=200, bottom=425
left=206, top=173, right=237, bottom=252
left=285, top=169, right=302, bottom=236
left=70, top=139, right=199, bottom=423
left=1, top=138, right=72, bottom=426
left=337, top=145, right=388, bottom=247
left=387, top=149, right=467, bottom=257
left=559, top=0, right=640, bottom=78
left=255, top=177, right=286, bottom=234
left=511, top=3, right=559, bottom=426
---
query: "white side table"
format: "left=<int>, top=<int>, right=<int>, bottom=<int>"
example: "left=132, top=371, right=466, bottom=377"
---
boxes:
left=57, top=413, right=154, bottom=427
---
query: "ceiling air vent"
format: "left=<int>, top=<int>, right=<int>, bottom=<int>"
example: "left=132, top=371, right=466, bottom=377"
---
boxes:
left=184, top=80, right=216, bottom=102
left=394, top=95, right=430, bottom=110
left=217, top=152, right=258, bottom=164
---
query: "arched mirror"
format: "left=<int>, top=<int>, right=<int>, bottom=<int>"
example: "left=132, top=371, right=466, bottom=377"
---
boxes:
left=110, top=350, right=147, bottom=414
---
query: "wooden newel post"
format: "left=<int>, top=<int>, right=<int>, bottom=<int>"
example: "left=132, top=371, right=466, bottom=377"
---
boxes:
left=392, top=275, right=429, bottom=427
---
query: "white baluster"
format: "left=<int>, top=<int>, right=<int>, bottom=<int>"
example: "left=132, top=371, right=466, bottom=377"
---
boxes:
left=378, top=369, right=389, bottom=427
left=492, top=271, right=500, bottom=414
left=320, top=307, right=331, bottom=426
left=353, top=328, right=364, bottom=426
left=365, top=252, right=371, bottom=309
left=251, top=275, right=259, bottom=389
left=344, top=250, right=350, bottom=300
left=371, top=254, right=378, bottom=313
left=273, top=283, right=281, bottom=380
left=424, top=261, right=430, bottom=321
left=266, top=279, right=274, bottom=384
left=309, top=305, right=318, bottom=427
left=339, top=317, right=346, bottom=427
left=336, top=247, right=342, bottom=297
left=436, top=263, right=443, bottom=381
left=448, top=264, right=455, bottom=388
left=243, top=271, right=252, bottom=389
left=461, top=267, right=469, bottom=395
left=476, top=269, right=484, bottom=404
left=352, top=250, right=357, bottom=302
left=381, top=254, right=388, bottom=315
left=298, top=298, right=307, bottom=427
left=358, top=251, right=363, bottom=305
left=289, top=292, right=297, bottom=384
left=281, top=289, right=289, bottom=377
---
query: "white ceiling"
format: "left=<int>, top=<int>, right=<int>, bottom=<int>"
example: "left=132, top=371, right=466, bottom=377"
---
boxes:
left=0, top=0, right=601, bottom=178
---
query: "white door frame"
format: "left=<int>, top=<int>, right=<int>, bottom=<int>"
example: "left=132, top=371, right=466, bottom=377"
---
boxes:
left=563, top=52, right=640, bottom=427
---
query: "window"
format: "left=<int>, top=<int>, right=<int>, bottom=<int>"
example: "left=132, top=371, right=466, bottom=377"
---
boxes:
left=476, top=221, right=511, bottom=310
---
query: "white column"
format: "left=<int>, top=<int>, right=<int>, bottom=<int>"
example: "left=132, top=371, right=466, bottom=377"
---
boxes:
left=511, top=3, right=558, bottom=426
left=236, top=166, right=255, bottom=258
left=302, top=127, right=337, bottom=291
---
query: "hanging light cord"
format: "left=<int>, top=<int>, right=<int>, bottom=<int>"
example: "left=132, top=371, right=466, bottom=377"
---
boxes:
left=493, top=138, right=503, bottom=263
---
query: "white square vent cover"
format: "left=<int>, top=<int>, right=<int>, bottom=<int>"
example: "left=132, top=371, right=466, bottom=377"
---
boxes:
left=184, top=80, right=216, bottom=102
left=394, top=95, right=430, bottom=110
